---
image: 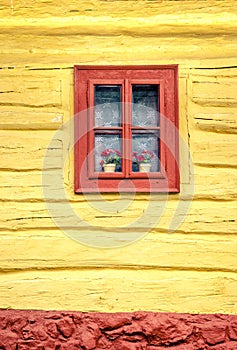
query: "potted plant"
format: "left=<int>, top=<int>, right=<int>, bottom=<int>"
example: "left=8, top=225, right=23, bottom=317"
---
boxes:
left=134, top=150, right=154, bottom=172
left=100, top=149, right=122, bottom=172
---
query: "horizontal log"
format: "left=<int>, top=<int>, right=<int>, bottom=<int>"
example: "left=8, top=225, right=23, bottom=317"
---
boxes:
left=0, top=200, right=236, bottom=234
left=1, top=0, right=237, bottom=36
left=0, top=130, right=62, bottom=170
left=0, top=75, right=61, bottom=107
left=0, top=268, right=236, bottom=314
left=1, top=164, right=237, bottom=202
left=192, top=77, right=237, bottom=107
left=0, top=34, right=236, bottom=64
left=0, top=230, right=237, bottom=273
left=0, top=110, right=63, bottom=130
left=1, top=21, right=237, bottom=37
left=0, top=171, right=64, bottom=202
left=1, top=0, right=235, bottom=20
left=193, top=166, right=237, bottom=200
left=193, top=112, right=237, bottom=134
left=1, top=55, right=237, bottom=69
left=190, top=68, right=237, bottom=78
left=190, top=130, right=237, bottom=167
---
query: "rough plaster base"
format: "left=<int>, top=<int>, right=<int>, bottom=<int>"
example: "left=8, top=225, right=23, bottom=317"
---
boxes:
left=0, top=309, right=237, bottom=349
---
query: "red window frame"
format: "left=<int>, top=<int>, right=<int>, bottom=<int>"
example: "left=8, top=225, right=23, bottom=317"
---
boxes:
left=74, top=65, right=179, bottom=193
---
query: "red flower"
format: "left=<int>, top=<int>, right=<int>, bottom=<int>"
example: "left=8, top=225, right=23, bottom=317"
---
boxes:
left=100, top=148, right=122, bottom=168
left=101, top=149, right=121, bottom=157
left=149, top=151, right=154, bottom=159
left=101, top=149, right=108, bottom=157
left=114, top=149, right=121, bottom=156
left=134, top=150, right=155, bottom=163
left=137, top=155, right=145, bottom=163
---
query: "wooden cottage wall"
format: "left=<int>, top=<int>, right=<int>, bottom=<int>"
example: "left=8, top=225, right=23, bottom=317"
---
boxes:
left=0, top=0, right=237, bottom=319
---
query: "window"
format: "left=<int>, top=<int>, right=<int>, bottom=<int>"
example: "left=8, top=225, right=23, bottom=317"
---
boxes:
left=74, top=66, right=179, bottom=193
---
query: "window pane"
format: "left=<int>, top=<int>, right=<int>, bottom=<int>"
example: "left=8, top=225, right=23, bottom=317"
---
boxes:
left=95, top=133, right=122, bottom=172
left=132, top=85, right=159, bottom=126
left=94, top=85, right=121, bottom=127
left=132, top=132, right=160, bottom=172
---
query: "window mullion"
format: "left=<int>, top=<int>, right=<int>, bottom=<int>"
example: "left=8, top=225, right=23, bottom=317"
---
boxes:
left=123, top=79, right=132, bottom=178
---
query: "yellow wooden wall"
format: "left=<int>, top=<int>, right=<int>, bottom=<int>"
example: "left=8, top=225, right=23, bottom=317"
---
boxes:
left=0, top=0, right=237, bottom=314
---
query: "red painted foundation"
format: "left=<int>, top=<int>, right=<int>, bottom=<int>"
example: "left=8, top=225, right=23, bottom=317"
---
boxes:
left=0, top=310, right=237, bottom=349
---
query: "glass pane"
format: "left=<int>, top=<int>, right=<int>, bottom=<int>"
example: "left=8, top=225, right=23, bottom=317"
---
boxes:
left=95, top=133, right=122, bottom=172
left=132, top=85, right=159, bottom=127
left=132, top=132, right=160, bottom=172
left=94, top=85, right=121, bottom=127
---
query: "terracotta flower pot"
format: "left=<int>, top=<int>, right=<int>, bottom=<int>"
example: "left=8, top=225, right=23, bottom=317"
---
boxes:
left=103, top=164, right=116, bottom=172
left=139, top=163, right=151, bottom=172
